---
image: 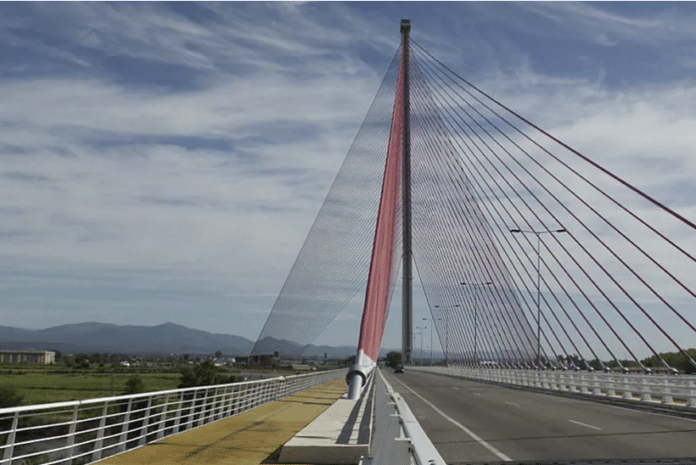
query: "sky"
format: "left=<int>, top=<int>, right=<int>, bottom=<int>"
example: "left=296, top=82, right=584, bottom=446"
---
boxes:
left=2, top=2, right=696, bottom=354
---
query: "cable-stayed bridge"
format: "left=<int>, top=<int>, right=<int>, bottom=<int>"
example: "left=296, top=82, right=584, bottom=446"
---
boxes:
left=3, top=19, right=696, bottom=465
left=251, top=19, right=696, bottom=380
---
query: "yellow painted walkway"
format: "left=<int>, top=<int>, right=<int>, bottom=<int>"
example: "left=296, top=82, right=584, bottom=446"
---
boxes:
left=97, top=378, right=346, bottom=465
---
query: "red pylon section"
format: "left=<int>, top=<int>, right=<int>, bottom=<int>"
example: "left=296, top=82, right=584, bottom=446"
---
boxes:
left=347, top=40, right=406, bottom=397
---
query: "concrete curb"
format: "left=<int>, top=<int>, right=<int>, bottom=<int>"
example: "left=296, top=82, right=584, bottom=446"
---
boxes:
left=278, top=377, right=374, bottom=464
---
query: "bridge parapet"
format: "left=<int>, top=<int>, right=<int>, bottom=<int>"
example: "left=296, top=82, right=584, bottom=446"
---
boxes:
left=360, top=369, right=445, bottom=465
left=0, top=369, right=342, bottom=465
left=413, top=366, right=696, bottom=410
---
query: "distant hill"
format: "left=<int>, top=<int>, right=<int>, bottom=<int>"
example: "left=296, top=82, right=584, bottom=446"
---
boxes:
left=0, top=322, right=254, bottom=356
left=245, top=337, right=403, bottom=359
left=0, top=322, right=404, bottom=358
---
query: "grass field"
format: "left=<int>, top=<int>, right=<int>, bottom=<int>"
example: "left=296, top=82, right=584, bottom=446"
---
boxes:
left=0, top=365, right=326, bottom=406
left=1, top=369, right=183, bottom=405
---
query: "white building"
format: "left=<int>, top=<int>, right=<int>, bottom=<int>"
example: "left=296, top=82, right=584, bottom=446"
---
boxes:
left=0, top=350, right=56, bottom=365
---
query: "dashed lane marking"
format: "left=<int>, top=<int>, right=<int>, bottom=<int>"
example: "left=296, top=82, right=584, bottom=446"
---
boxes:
left=391, top=376, right=512, bottom=462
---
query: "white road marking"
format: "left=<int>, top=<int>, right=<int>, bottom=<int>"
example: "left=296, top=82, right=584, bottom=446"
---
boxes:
left=568, top=420, right=602, bottom=431
left=391, top=376, right=512, bottom=462
left=453, top=387, right=460, bottom=390
left=602, top=401, right=696, bottom=424
left=504, top=401, right=519, bottom=407
left=473, top=392, right=483, bottom=396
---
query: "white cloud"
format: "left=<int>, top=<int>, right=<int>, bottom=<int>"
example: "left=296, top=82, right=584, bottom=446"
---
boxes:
left=1, top=2, right=696, bottom=358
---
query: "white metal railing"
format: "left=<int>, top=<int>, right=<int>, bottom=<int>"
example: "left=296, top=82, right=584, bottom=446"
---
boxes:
left=0, top=369, right=342, bottom=465
left=413, top=366, right=696, bottom=409
left=360, top=369, right=445, bottom=465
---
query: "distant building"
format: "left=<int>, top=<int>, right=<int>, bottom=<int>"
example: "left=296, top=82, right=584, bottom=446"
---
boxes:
left=0, top=350, right=55, bottom=365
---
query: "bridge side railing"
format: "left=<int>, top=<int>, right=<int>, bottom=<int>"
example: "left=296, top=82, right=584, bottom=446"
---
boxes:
left=360, top=369, right=445, bottom=465
left=0, top=369, right=343, bottom=465
left=412, top=366, right=696, bottom=408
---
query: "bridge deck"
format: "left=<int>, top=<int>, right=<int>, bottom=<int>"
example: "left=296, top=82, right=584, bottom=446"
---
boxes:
left=95, top=378, right=346, bottom=465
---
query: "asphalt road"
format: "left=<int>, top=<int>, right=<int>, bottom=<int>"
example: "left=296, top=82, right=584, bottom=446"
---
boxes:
left=382, top=369, right=696, bottom=464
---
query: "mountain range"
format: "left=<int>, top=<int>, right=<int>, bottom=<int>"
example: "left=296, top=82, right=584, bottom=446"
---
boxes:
left=0, top=322, right=254, bottom=356
left=0, top=322, right=400, bottom=358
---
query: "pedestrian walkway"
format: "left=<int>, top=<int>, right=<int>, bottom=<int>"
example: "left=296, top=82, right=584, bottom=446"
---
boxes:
left=96, top=377, right=347, bottom=465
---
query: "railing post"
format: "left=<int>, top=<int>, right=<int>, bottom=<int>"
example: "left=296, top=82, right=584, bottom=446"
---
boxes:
left=235, top=385, right=244, bottom=415
left=689, top=378, right=696, bottom=408
left=277, top=376, right=284, bottom=397
left=172, top=391, right=184, bottom=434
left=212, top=386, right=221, bottom=421
left=243, top=383, right=251, bottom=413
left=137, top=396, right=153, bottom=446
left=66, top=403, right=79, bottom=464
left=593, top=374, right=601, bottom=396
left=212, top=386, right=220, bottom=422
left=118, top=398, right=133, bottom=452
left=248, top=382, right=255, bottom=409
left=229, top=385, right=237, bottom=415
left=641, top=377, right=652, bottom=402
left=246, top=382, right=253, bottom=410
left=662, top=377, right=674, bottom=405
left=91, top=401, right=110, bottom=462
left=264, top=379, right=271, bottom=403
left=262, top=380, right=270, bottom=405
left=233, top=383, right=241, bottom=410
left=185, top=390, right=197, bottom=431
left=569, top=372, right=578, bottom=393
left=156, top=395, right=170, bottom=439
left=622, top=374, right=633, bottom=400
left=2, top=411, right=19, bottom=462
left=227, top=386, right=237, bottom=417
left=249, top=383, right=257, bottom=409
left=581, top=373, right=588, bottom=393
left=273, top=378, right=281, bottom=401
left=201, top=388, right=210, bottom=425
left=197, top=388, right=209, bottom=428
left=606, top=375, right=616, bottom=398
left=223, top=386, right=232, bottom=419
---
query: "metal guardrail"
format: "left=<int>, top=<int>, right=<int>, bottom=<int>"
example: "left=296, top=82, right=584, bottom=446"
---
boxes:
left=360, top=369, right=445, bottom=465
left=413, top=366, right=696, bottom=408
left=0, top=369, right=343, bottom=465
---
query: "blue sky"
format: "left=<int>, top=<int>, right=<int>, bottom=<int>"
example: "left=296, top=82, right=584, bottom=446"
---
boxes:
left=2, top=2, right=696, bottom=354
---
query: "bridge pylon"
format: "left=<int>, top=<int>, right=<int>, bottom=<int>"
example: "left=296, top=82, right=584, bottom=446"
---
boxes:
left=348, top=19, right=413, bottom=398
left=401, top=18, right=413, bottom=366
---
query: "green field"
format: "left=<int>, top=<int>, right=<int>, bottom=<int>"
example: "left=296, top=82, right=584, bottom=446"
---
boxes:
left=0, top=365, right=326, bottom=406
left=0, top=369, right=183, bottom=405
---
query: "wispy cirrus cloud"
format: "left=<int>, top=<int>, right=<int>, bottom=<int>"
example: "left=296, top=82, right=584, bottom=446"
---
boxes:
left=0, top=2, right=397, bottom=340
left=1, top=2, right=696, bottom=352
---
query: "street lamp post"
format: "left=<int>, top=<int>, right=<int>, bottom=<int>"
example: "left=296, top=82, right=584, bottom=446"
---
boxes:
left=422, top=317, right=442, bottom=365
left=460, top=282, right=492, bottom=366
left=416, top=326, right=427, bottom=365
left=510, top=227, right=566, bottom=369
left=434, top=304, right=459, bottom=366
left=412, top=333, right=417, bottom=363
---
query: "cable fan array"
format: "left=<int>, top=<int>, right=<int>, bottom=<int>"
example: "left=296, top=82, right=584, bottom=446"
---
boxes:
left=250, top=50, right=402, bottom=357
left=252, top=38, right=696, bottom=374
left=410, top=40, right=696, bottom=372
